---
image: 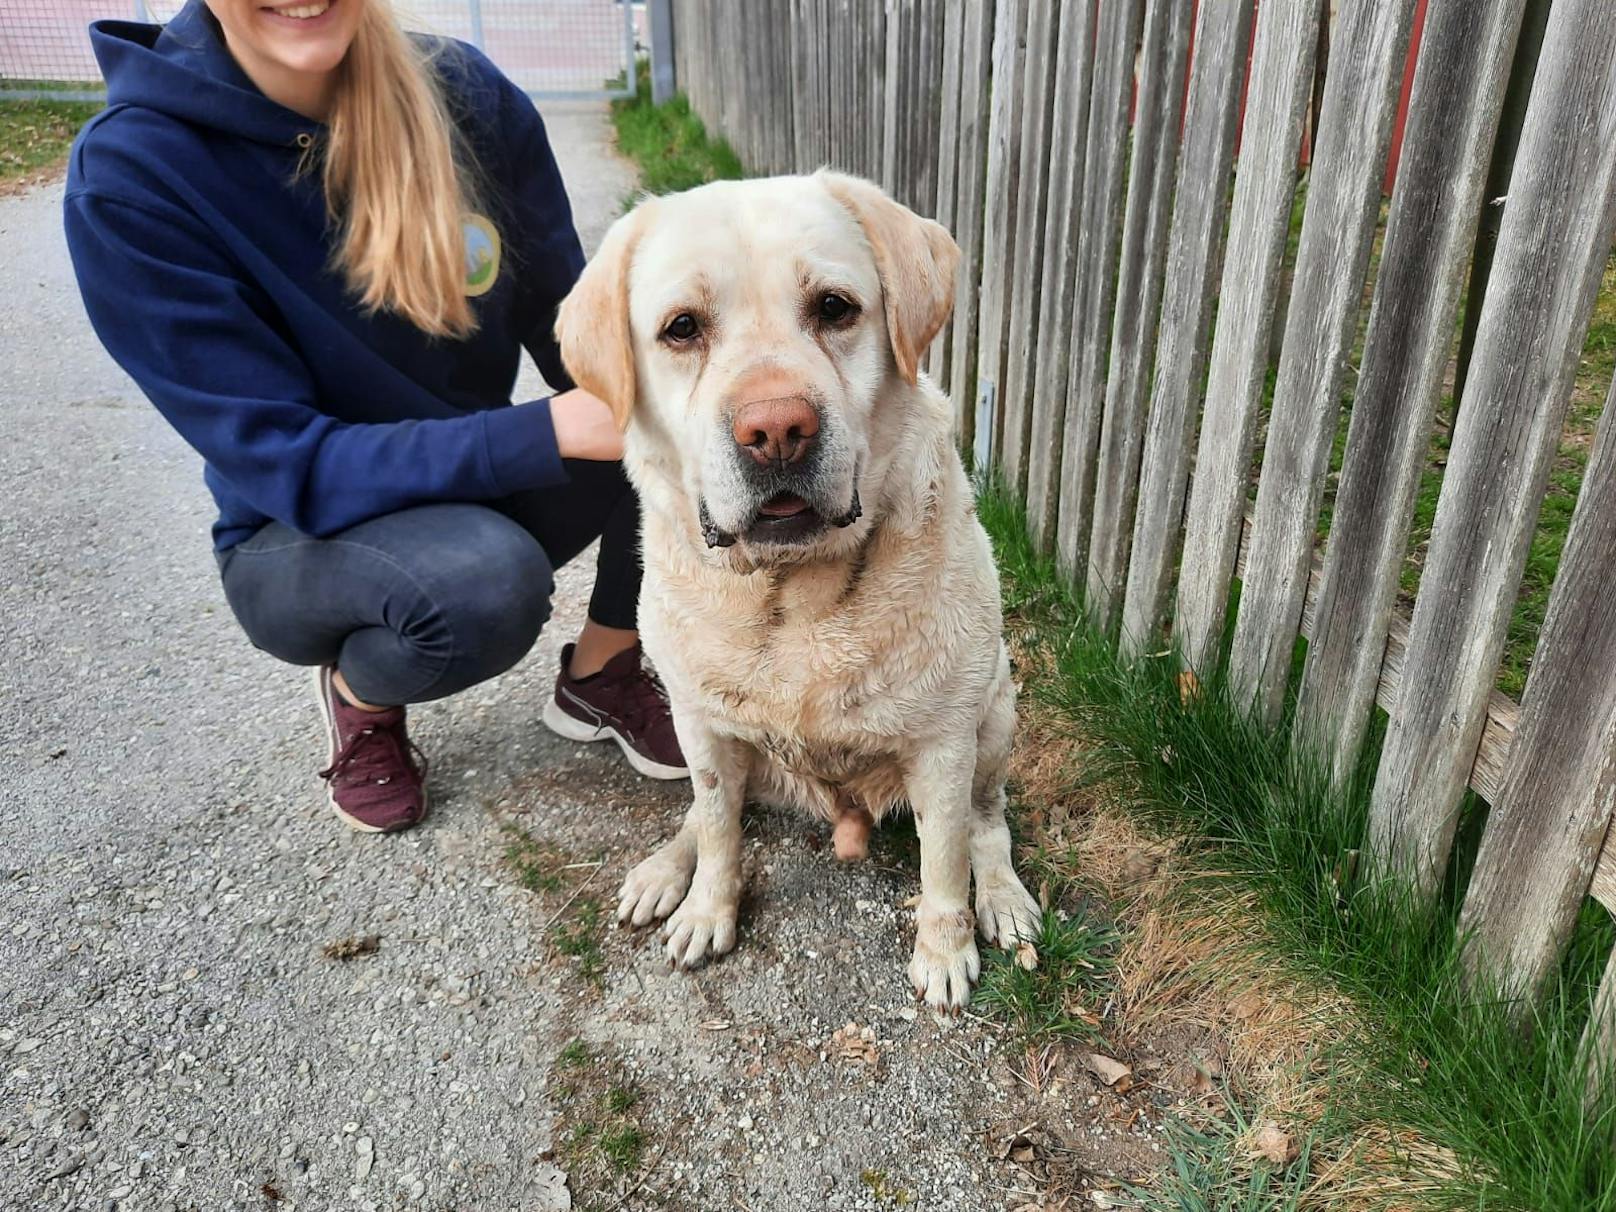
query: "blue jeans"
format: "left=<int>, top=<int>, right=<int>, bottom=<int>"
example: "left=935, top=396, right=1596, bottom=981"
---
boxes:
left=217, top=459, right=640, bottom=706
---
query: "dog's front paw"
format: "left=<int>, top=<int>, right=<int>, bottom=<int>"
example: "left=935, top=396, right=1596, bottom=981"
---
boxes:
left=616, top=837, right=696, bottom=927
left=661, top=885, right=739, bottom=970
left=907, top=905, right=981, bottom=1013
left=976, top=874, right=1042, bottom=952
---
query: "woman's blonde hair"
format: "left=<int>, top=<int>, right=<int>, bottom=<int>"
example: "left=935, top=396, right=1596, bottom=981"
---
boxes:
left=321, top=0, right=481, bottom=339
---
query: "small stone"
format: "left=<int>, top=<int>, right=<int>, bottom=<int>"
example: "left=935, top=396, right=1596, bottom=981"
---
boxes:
left=47, top=1155, right=83, bottom=1181
left=13, top=1039, right=42, bottom=1054
left=64, top=1110, right=89, bottom=1132
left=343, top=1121, right=360, bottom=1134
left=736, top=1115, right=753, bottom=1131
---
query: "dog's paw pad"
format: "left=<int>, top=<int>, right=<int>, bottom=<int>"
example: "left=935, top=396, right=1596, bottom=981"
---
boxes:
left=908, top=911, right=980, bottom=1012
left=976, top=879, right=1042, bottom=950
left=616, top=848, right=696, bottom=928
left=661, top=896, right=738, bottom=970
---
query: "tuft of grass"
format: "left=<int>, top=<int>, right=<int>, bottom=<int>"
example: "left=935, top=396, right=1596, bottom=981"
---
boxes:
left=973, top=908, right=1116, bottom=1045
left=1124, top=1099, right=1325, bottom=1212
left=979, top=481, right=1616, bottom=1211
left=503, top=825, right=569, bottom=894
left=859, top=1169, right=916, bottom=1207
left=0, top=99, right=101, bottom=187
left=552, top=897, right=605, bottom=983
left=552, top=1047, right=653, bottom=1206
left=609, top=60, right=743, bottom=199
left=597, top=1122, right=645, bottom=1171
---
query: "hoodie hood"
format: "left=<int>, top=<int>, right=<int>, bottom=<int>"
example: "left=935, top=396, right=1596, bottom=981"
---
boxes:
left=90, top=0, right=318, bottom=147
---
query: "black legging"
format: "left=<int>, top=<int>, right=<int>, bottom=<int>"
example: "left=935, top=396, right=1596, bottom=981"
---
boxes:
left=217, top=459, right=642, bottom=706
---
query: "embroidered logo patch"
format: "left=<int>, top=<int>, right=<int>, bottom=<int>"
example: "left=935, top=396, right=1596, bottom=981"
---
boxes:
left=463, top=214, right=500, bottom=297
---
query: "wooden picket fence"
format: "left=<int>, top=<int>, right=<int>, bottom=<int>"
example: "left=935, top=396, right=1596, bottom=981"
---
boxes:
left=668, top=0, right=1616, bottom=1074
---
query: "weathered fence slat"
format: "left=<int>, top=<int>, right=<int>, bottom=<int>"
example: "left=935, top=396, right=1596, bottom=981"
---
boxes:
left=914, top=0, right=942, bottom=213
left=925, top=0, right=967, bottom=386
left=1117, top=0, right=1256, bottom=653
left=871, top=2, right=889, bottom=182
left=1053, top=0, right=1147, bottom=585
left=999, top=0, right=1064, bottom=496
left=1366, top=0, right=1616, bottom=901
left=1581, top=948, right=1616, bottom=1110
left=1171, top=1, right=1319, bottom=670
left=1292, top=0, right=1529, bottom=779
left=881, top=0, right=903, bottom=191
left=970, top=0, right=1028, bottom=470
left=947, top=0, right=996, bottom=444
left=1084, top=0, right=1195, bottom=625
left=1458, top=374, right=1616, bottom=1008
left=1023, top=0, right=1098, bottom=550
left=1228, top=0, right=1420, bottom=725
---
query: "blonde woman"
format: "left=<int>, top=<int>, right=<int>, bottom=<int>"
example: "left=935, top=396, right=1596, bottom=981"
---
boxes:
left=65, top=0, right=687, bottom=835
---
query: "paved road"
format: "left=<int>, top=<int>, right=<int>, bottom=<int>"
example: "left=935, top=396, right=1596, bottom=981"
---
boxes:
left=0, top=102, right=1115, bottom=1212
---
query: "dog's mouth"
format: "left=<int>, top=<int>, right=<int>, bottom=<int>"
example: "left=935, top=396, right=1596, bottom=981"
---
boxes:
left=700, top=488, right=862, bottom=550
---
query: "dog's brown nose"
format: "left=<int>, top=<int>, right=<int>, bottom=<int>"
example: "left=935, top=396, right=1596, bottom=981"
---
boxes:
left=731, top=397, right=820, bottom=465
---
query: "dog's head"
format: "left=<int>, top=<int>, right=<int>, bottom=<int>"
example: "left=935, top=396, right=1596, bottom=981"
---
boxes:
left=556, top=171, right=958, bottom=558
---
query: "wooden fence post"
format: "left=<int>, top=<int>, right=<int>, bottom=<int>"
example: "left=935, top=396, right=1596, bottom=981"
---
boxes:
left=1023, top=0, right=1098, bottom=552
left=925, top=0, right=967, bottom=387
left=972, top=0, right=1029, bottom=474
left=1292, top=0, right=1528, bottom=779
left=1172, top=1, right=1320, bottom=672
left=1053, top=0, right=1146, bottom=586
left=946, top=1, right=996, bottom=447
left=998, top=0, right=1064, bottom=497
left=1366, top=0, right=1616, bottom=901
left=1085, top=0, right=1195, bottom=626
left=1459, top=373, right=1616, bottom=1010
left=1227, top=0, right=1420, bottom=725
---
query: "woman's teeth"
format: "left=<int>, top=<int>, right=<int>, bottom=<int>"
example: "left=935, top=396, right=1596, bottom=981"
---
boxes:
left=277, top=1, right=331, bottom=18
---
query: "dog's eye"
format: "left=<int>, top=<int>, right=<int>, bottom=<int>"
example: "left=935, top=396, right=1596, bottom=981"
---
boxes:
left=817, top=293, right=857, bottom=326
left=662, top=313, right=700, bottom=343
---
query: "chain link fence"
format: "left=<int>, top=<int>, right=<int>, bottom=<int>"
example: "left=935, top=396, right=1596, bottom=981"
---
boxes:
left=0, top=0, right=638, bottom=101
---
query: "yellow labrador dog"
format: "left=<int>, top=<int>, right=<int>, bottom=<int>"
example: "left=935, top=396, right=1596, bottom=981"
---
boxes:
left=554, top=171, right=1040, bottom=1011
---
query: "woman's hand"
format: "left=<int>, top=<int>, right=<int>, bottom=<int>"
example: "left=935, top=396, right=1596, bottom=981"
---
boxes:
left=550, top=388, right=624, bottom=461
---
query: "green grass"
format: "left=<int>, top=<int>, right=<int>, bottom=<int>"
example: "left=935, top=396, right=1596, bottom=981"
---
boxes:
left=980, top=482, right=1616, bottom=1211
left=973, top=908, right=1116, bottom=1045
left=0, top=99, right=100, bottom=185
left=609, top=60, right=743, bottom=198
left=552, top=897, right=606, bottom=983
left=1124, top=1099, right=1328, bottom=1212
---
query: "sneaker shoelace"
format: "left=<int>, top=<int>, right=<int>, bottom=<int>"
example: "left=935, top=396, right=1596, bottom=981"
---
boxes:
left=319, top=717, right=427, bottom=788
left=617, top=663, right=672, bottom=737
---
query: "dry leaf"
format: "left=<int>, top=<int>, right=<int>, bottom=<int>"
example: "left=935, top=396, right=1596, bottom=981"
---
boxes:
left=1085, top=1053, right=1132, bottom=1088
left=1177, top=669, right=1200, bottom=706
left=993, top=1124, right=1041, bottom=1165
left=829, top=1022, right=881, bottom=1067
left=1015, top=941, right=1040, bottom=970
left=1252, top=1120, right=1299, bottom=1165
left=321, top=934, right=380, bottom=960
left=1229, top=990, right=1265, bottom=1022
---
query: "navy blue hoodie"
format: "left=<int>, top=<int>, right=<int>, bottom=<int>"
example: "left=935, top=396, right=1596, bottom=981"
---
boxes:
left=64, top=0, right=581, bottom=550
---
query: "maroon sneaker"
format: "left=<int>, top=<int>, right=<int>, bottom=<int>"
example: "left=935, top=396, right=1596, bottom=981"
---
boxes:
left=313, top=666, right=429, bottom=833
left=543, top=644, right=689, bottom=780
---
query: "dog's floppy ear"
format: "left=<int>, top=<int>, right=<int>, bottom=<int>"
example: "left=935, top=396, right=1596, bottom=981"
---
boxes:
left=555, top=206, right=645, bottom=429
left=818, top=171, right=960, bottom=386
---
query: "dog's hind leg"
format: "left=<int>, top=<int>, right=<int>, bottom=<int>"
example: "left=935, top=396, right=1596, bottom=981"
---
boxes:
left=832, top=792, right=875, bottom=861
left=969, top=654, right=1042, bottom=953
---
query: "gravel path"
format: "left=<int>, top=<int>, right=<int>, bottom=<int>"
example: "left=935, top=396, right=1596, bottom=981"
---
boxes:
left=1, top=102, right=1159, bottom=1212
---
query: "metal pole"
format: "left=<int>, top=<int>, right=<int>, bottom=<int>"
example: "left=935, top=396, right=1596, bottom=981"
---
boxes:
left=650, top=0, right=677, bottom=103
left=468, top=0, right=486, bottom=50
